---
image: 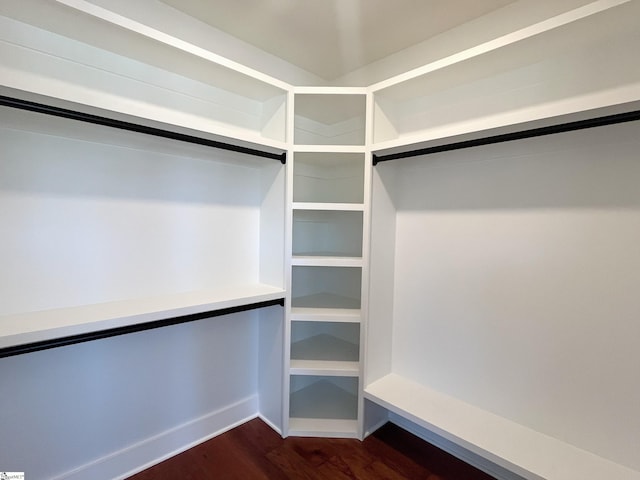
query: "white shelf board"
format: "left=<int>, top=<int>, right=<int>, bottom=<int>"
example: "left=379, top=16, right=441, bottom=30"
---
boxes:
left=291, top=308, right=361, bottom=323
left=292, top=256, right=363, bottom=267
left=292, top=145, right=366, bottom=153
left=290, top=360, right=359, bottom=377
left=365, top=374, right=640, bottom=480
left=0, top=284, right=285, bottom=349
left=292, top=293, right=360, bottom=311
left=293, top=202, right=365, bottom=212
left=288, top=418, right=359, bottom=438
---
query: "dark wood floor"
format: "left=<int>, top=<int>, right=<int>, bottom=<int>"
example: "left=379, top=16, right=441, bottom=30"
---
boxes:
left=128, top=418, right=496, bottom=479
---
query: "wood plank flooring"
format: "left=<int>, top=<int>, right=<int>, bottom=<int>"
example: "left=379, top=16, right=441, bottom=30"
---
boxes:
left=127, top=418, right=496, bottom=479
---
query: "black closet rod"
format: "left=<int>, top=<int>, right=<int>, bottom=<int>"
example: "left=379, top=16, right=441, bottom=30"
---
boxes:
left=372, top=109, right=640, bottom=165
left=0, top=298, right=285, bottom=358
left=0, top=95, right=287, bottom=164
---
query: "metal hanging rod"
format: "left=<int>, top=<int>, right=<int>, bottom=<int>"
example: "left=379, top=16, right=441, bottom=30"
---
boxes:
left=0, top=95, right=287, bottom=164
left=372, top=109, right=640, bottom=165
left=0, top=298, right=285, bottom=358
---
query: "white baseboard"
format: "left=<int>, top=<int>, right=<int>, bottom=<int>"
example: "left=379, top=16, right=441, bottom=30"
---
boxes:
left=258, top=413, right=282, bottom=437
left=389, top=412, right=526, bottom=480
left=52, top=395, right=259, bottom=480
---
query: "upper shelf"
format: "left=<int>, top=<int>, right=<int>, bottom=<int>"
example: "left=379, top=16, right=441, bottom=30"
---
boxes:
left=371, top=0, right=640, bottom=154
left=0, top=1, right=289, bottom=152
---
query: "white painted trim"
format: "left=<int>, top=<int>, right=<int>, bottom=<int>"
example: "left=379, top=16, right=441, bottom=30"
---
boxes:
left=258, top=414, right=283, bottom=437
left=51, top=395, right=259, bottom=480
left=290, top=145, right=366, bottom=153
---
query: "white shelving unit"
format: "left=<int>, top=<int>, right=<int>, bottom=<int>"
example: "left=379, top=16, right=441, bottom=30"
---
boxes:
left=0, top=103, right=286, bottom=354
left=366, top=109, right=640, bottom=479
left=0, top=5, right=293, bottom=478
left=370, top=0, right=640, bottom=155
left=286, top=89, right=369, bottom=438
left=2, top=1, right=640, bottom=479
left=0, top=0, right=293, bottom=357
left=361, top=3, right=640, bottom=477
left=0, top=2, right=289, bottom=151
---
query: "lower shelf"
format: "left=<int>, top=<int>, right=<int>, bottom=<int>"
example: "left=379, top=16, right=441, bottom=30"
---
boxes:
left=0, top=283, right=285, bottom=356
left=288, top=418, right=359, bottom=438
left=365, top=374, right=640, bottom=480
left=289, top=376, right=359, bottom=438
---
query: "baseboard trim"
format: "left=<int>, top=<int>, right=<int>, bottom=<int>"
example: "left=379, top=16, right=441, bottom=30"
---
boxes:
left=52, top=395, right=259, bottom=480
left=389, top=412, right=526, bottom=480
left=258, top=414, right=282, bottom=437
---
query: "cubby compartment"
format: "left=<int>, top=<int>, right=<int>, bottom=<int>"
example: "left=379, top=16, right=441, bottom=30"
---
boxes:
left=291, top=322, right=359, bottom=362
left=290, top=375, right=359, bottom=419
left=293, top=152, right=365, bottom=204
left=291, top=266, right=361, bottom=310
left=294, top=93, right=366, bottom=145
left=293, top=210, right=363, bottom=258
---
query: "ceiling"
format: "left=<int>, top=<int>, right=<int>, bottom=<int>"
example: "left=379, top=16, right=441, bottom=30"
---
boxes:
left=159, top=0, right=516, bottom=81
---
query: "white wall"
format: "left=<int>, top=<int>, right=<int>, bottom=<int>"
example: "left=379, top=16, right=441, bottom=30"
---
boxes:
left=0, top=107, right=285, bottom=479
left=0, top=109, right=264, bottom=315
left=384, top=121, right=640, bottom=471
left=0, top=310, right=260, bottom=479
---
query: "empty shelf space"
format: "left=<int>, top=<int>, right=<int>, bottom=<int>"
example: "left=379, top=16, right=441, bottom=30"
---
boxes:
left=290, top=377, right=359, bottom=422
left=292, top=209, right=363, bottom=259
left=371, top=1, right=640, bottom=149
left=292, top=267, right=362, bottom=310
left=293, top=152, right=365, bottom=204
left=294, top=93, right=366, bottom=146
left=0, top=8, right=289, bottom=146
left=0, top=284, right=285, bottom=353
left=364, top=374, right=640, bottom=480
left=291, top=323, right=359, bottom=360
left=290, top=327, right=360, bottom=376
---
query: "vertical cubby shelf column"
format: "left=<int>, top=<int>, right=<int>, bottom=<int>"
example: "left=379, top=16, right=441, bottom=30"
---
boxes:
left=285, top=88, right=369, bottom=438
